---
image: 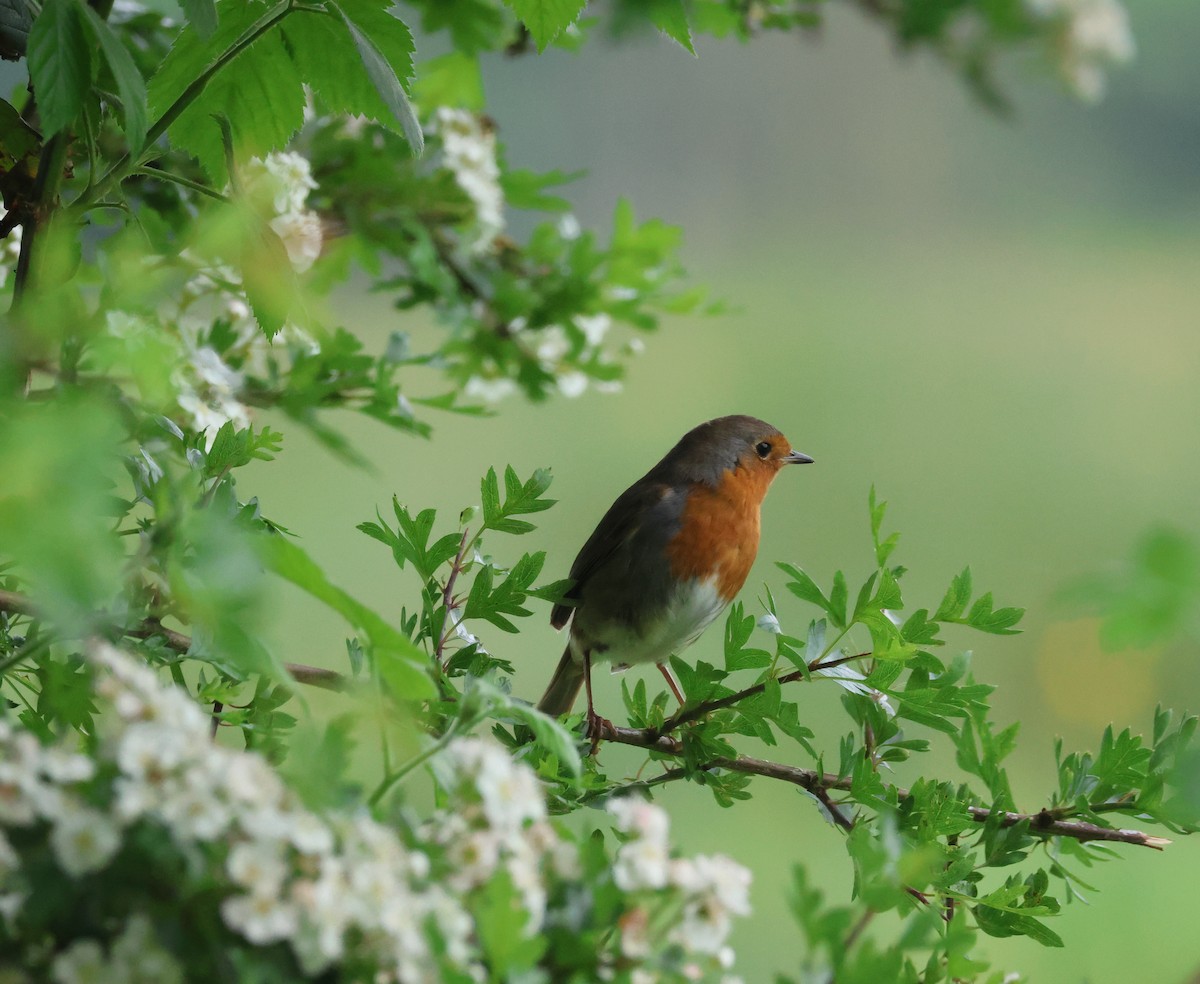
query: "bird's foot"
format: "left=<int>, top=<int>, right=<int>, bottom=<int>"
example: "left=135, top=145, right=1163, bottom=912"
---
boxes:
left=584, top=708, right=614, bottom=755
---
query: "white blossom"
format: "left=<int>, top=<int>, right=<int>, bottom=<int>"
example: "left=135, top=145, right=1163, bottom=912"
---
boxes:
left=221, top=888, right=300, bottom=944
left=668, top=854, right=752, bottom=956
left=0, top=207, right=21, bottom=289
left=464, top=375, right=517, bottom=403
left=433, top=107, right=505, bottom=252
left=270, top=209, right=323, bottom=273
left=50, top=805, right=121, bottom=877
left=243, top=152, right=318, bottom=216
left=109, top=915, right=184, bottom=984
left=609, top=798, right=671, bottom=891
left=50, top=940, right=109, bottom=984
left=575, top=312, right=611, bottom=347
left=557, top=213, right=581, bottom=240
left=1028, top=0, right=1134, bottom=100
left=557, top=371, right=589, bottom=399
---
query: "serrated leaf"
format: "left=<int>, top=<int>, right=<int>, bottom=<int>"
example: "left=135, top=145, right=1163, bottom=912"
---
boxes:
left=502, top=0, right=587, bottom=51
left=180, top=0, right=218, bottom=37
left=27, top=0, right=90, bottom=137
left=500, top=699, right=582, bottom=777
left=965, top=592, right=1025, bottom=634
left=974, top=904, right=1064, bottom=947
left=80, top=3, right=147, bottom=152
left=332, top=2, right=422, bottom=155
left=648, top=0, right=695, bottom=53
left=779, top=562, right=845, bottom=627
left=934, top=567, right=973, bottom=622
left=148, top=0, right=304, bottom=181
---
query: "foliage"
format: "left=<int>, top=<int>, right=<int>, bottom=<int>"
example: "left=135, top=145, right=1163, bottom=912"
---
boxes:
left=0, top=0, right=1177, bottom=982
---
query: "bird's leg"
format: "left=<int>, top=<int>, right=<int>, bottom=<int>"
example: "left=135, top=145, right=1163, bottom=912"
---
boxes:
left=657, top=662, right=686, bottom=707
left=582, top=650, right=613, bottom=754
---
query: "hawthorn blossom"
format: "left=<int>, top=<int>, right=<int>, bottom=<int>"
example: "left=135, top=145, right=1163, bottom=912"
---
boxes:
left=1028, top=0, right=1135, bottom=100
left=433, top=108, right=505, bottom=252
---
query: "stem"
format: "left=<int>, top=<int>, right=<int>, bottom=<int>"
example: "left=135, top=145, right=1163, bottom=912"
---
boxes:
left=8, top=129, right=70, bottom=315
left=660, top=650, right=870, bottom=734
left=594, top=725, right=1172, bottom=850
left=0, top=589, right=348, bottom=691
left=368, top=725, right=460, bottom=809
left=434, top=528, right=474, bottom=667
left=132, top=166, right=229, bottom=202
left=81, top=0, right=296, bottom=207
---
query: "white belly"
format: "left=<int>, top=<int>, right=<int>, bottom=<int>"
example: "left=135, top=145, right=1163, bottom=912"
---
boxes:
left=573, top=576, right=727, bottom=668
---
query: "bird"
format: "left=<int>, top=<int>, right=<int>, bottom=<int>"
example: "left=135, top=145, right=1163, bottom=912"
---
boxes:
left=537, top=414, right=813, bottom=736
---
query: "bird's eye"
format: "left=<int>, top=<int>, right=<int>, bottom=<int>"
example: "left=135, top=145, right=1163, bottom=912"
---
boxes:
left=755, top=441, right=772, bottom=459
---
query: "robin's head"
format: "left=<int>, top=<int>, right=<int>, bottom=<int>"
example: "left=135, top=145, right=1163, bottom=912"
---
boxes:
left=659, top=415, right=813, bottom=488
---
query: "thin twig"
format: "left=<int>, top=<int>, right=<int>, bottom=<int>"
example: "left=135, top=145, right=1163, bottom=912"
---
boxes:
left=434, top=528, right=472, bottom=668
left=660, top=650, right=870, bottom=734
left=0, top=589, right=347, bottom=691
left=596, top=723, right=1171, bottom=850
left=843, top=908, right=875, bottom=949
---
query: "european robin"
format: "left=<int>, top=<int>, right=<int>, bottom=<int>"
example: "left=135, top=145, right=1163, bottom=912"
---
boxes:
left=538, top=415, right=813, bottom=733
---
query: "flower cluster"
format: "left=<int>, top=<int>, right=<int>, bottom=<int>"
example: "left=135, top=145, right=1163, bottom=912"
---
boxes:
left=463, top=309, right=632, bottom=404
left=609, top=797, right=750, bottom=980
left=51, top=915, right=184, bottom=984
left=0, top=643, right=479, bottom=981
left=0, top=644, right=750, bottom=982
left=96, top=152, right=325, bottom=449
left=0, top=207, right=21, bottom=290
left=241, top=152, right=324, bottom=273
left=1028, top=0, right=1135, bottom=100
left=433, top=108, right=505, bottom=253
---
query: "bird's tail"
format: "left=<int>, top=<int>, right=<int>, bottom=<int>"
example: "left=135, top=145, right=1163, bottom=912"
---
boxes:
left=537, top=647, right=584, bottom=717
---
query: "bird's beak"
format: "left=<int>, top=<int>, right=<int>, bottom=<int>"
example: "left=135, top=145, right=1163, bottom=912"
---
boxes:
left=784, top=449, right=814, bottom=464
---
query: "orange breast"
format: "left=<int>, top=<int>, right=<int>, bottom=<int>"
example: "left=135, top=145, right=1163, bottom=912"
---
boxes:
left=664, top=464, right=774, bottom=601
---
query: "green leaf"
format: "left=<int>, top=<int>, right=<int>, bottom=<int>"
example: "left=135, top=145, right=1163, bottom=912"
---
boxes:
left=475, top=869, right=548, bottom=972
left=501, top=168, right=582, bottom=212
left=0, top=98, right=41, bottom=171
left=148, top=0, right=304, bottom=181
left=480, top=466, right=556, bottom=535
left=180, top=0, right=219, bottom=37
left=500, top=699, right=583, bottom=777
left=332, top=2, right=423, bottom=155
left=964, top=591, right=1025, bottom=635
left=869, top=485, right=900, bottom=568
left=974, top=904, right=1064, bottom=947
left=502, top=0, right=587, bottom=51
left=934, top=567, right=973, bottom=621
left=723, top=603, right=771, bottom=672
left=262, top=537, right=434, bottom=699
left=79, top=3, right=147, bottom=152
left=779, top=563, right=845, bottom=628
left=647, top=0, right=695, bottom=53
left=27, top=0, right=91, bottom=137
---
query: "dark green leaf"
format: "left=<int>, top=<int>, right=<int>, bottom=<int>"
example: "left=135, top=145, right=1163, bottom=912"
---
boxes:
left=80, top=2, right=148, bottom=151
left=180, top=0, right=219, bottom=37
left=332, top=2, right=423, bottom=155
left=502, top=0, right=587, bottom=51
left=27, top=0, right=90, bottom=137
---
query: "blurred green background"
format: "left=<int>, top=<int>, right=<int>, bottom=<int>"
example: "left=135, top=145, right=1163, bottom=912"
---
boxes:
left=245, top=4, right=1200, bottom=981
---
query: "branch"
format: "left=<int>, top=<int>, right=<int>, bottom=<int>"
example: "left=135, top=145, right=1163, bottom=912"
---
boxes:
left=660, top=649, right=870, bottom=734
left=0, top=589, right=347, bottom=692
left=598, top=723, right=1172, bottom=850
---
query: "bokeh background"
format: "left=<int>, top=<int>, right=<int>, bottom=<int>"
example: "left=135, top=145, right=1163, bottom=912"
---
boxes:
left=245, top=4, right=1200, bottom=981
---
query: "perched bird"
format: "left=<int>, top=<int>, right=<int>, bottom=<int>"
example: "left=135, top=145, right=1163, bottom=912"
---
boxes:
left=538, top=415, right=812, bottom=733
